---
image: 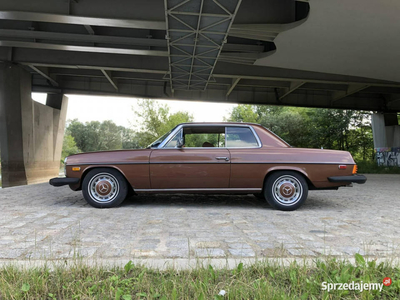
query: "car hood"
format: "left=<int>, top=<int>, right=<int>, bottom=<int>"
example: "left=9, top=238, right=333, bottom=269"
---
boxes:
left=67, top=149, right=151, bottom=165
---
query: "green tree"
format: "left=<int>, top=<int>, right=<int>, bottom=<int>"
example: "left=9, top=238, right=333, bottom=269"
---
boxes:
left=260, top=108, right=311, bottom=147
left=67, top=119, right=123, bottom=152
left=227, top=105, right=375, bottom=160
left=225, top=105, right=260, bottom=123
left=61, top=134, right=80, bottom=162
left=228, top=105, right=311, bottom=147
left=120, top=126, right=141, bottom=149
left=133, top=100, right=193, bottom=147
left=98, top=120, right=123, bottom=150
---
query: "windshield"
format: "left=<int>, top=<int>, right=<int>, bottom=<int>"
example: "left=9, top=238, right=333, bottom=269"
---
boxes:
left=147, top=127, right=177, bottom=148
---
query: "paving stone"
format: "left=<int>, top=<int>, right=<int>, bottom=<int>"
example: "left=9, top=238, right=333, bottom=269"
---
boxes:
left=287, top=248, right=316, bottom=256
left=0, top=175, right=399, bottom=261
left=195, top=241, right=222, bottom=248
left=228, top=243, right=253, bottom=249
left=195, top=248, right=226, bottom=257
left=256, top=242, right=275, bottom=249
left=0, top=249, right=25, bottom=259
left=228, top=248, right=255, bottom=257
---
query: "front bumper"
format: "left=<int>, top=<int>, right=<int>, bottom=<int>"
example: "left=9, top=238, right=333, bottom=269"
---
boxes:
left=49, top=177, right=80, bottom=187
left=328, top=175, right=367, bottom=184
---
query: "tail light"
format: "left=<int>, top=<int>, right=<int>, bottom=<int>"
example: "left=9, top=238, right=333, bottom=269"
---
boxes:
left=352, top=165, right=358, bottom=174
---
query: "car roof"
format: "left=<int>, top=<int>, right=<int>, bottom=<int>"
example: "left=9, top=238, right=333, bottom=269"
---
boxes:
left=178, top=122, right=261, bottom=126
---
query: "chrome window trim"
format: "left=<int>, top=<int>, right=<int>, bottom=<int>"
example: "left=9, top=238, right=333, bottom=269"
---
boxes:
left=158, top=125, right=183, bottom=148
left=164, top=128, right=183, bottom=148
left=158, top=124, right=262, bottom=149
left=225, top=125, right=262, bottom=149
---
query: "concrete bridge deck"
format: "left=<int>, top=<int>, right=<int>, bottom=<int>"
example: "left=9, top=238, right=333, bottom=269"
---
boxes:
left=0, top=174, right=399, bottom=266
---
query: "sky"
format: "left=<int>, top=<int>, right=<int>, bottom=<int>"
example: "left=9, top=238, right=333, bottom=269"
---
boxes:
left=32, top=93, right=237, bottom=128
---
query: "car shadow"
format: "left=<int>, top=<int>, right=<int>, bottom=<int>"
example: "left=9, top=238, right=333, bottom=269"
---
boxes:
left=53, top=189, right=339, bottom=211
left=120, top=194, right=271, bottom=209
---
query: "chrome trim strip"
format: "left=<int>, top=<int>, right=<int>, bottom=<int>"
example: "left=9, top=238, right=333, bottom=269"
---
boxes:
left=68, top=162, right=149, bottom=166
left=230, top=162, right=350, bottom=165
left=68, top=161, right=350, bottom=166
left=150, top=161, right=228, bottom=164
left=225, top=125, right=262, bottom=148
left=159, top=125, right=183, bottom=148
left=135, top=188, right=262, bottom=192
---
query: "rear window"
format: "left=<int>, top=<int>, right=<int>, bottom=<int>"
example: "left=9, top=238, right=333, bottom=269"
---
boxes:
left=226, top=127, right=259, bottom=148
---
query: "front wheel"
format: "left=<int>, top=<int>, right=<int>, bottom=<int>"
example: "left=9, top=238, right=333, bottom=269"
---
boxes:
left=264, top=171, right=308, bottom=211
left=82, top=168, right=128, bottom=208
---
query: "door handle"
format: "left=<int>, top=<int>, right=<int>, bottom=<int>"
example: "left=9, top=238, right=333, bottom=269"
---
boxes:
left=215, top=157, right=230, bottom=161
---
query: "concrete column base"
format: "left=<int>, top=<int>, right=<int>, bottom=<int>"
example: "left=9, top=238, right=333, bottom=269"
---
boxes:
left=0, top=62, right=68, bottom=187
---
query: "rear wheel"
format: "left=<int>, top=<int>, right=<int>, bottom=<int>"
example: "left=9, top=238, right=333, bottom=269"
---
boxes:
left=82, top=168, right=128, bottom=208
left=264, top=171, right=308, bottom=211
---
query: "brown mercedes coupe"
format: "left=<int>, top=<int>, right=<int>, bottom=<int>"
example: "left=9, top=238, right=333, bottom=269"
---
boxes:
left=50, top=123, right=366, bottom=210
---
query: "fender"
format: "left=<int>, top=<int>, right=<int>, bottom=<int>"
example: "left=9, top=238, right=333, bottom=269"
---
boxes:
left=265, top=166, right=310, bottom=181
left=71, top=165, right=129, bottom=191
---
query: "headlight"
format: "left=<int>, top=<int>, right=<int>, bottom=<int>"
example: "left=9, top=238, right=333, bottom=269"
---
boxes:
left=64, top=157, right=68, bottom=176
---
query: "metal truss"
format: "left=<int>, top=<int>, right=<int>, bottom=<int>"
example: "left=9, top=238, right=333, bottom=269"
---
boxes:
left=164, top=0, right=242, bottom=92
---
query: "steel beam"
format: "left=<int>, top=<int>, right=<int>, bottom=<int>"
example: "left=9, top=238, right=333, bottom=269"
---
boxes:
left=101, top=69, right=118, bottom=91
left=84, top=25, right=95, bottom=35
left=226, top=78, right=240, bottom=96
left=0, top=29, right=168, bottom=48
left=4, top=48, right=400, bottom=92
left=28, top=64, right=58, bottom=87
left=279, top=81, right=305, bottom=100
left=331, top=84, right=370, bottom=103
left=0, top=11, right=166, bottom=30
left=164, top=0, right=242, bottom=91
left=30, top=81, right=399, bottom=112
left=214, top=62, right=400, bottom=88
left=0, top=41, right=168, bottom=57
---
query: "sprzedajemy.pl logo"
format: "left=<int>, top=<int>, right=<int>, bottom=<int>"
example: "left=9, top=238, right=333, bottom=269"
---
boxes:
left=321, top=277, right=392, bottom=293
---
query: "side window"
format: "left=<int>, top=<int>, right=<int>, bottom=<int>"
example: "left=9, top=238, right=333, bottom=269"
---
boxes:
left=226, top=127, right=259, bottom=148
left=165, top=129, right=182, bottom=148
left=185, top=133, right=225, bottom=148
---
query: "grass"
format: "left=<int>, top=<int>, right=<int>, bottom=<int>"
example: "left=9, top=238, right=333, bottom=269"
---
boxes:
left=0, top=255, right=399, bottom=300
left=356, top=160, right=400, bottom=174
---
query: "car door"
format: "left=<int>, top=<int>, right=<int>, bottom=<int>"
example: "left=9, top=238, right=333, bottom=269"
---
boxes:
left=149, top=127, right=231, bottom=189
left=226, top=126, right=264, bottom=189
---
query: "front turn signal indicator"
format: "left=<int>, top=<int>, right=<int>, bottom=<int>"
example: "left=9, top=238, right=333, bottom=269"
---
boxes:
left=352, top=165, right=358, bottom=174
left=72, top=167, right=81, bottom=172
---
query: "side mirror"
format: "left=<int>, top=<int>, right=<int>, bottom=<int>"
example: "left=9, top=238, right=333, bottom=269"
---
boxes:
left=176, top=138, right=184, bottom=148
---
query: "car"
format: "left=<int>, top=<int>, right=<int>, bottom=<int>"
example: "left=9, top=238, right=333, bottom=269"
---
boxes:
left=50, top=122, right=366, bottom=210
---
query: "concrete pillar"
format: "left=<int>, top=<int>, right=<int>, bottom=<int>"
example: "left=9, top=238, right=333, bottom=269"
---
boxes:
left=372, top=113, right=399, bottom=148
left=0, top=62, right=68, bottom=187
left=371, top=113, right=386, bottom=149
left=0, top=63, right=28, bottom=186
left=372, top=112, right=400, bottom=167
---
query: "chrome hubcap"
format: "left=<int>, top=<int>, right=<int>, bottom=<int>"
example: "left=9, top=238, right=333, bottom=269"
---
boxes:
left=88, top=173, right=119, bottom=203
left=272, top=175, right=303, bottom=206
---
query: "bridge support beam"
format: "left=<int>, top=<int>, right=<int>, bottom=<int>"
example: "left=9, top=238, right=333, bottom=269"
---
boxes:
left=372, top=113, right=400, bottom=167
left=0, top=62, right=68, bottom=187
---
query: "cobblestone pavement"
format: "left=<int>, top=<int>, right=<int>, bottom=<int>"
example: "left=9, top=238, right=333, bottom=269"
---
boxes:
left=0, top=174, right=399, bottom=262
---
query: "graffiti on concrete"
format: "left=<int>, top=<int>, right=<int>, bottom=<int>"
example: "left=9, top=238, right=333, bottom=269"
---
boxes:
left=375, top=148, right=400, bottom=167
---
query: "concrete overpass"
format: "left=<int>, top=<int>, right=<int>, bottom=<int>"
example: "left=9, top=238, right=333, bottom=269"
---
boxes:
left=1, top=0, right=400, bottom=187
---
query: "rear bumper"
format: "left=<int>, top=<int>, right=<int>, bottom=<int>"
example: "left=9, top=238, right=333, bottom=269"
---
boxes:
left=49, top=177, right=80, bottom=187
left=328, top=175, right=367, bottom=184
